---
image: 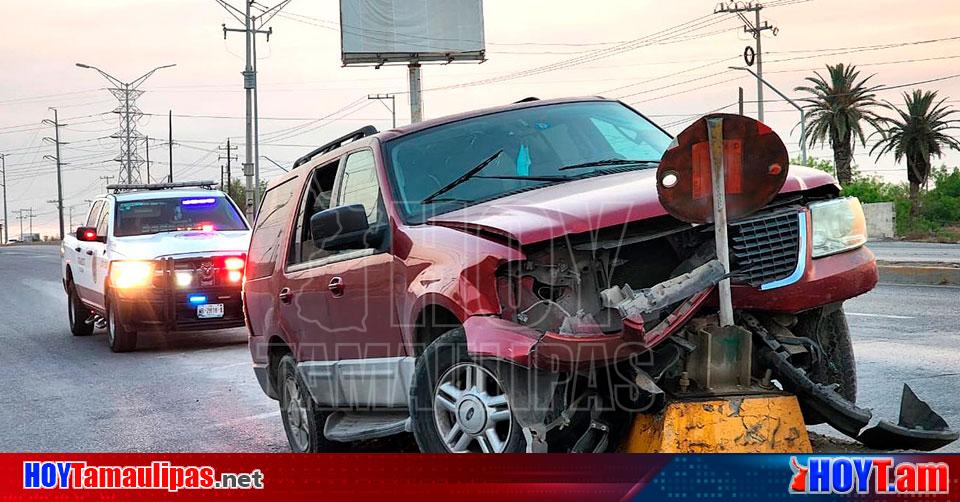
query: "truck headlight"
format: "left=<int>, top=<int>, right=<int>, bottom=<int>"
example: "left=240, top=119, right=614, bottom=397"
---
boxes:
left=809, top=197, right=868, bottom=258
left=109, top=261, right=155, bottom=289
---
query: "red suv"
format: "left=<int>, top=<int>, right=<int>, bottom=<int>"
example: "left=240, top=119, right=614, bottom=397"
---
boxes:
left=245, top=97, right=880, bottom=453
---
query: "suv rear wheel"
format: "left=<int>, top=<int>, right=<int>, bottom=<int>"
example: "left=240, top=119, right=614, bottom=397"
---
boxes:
left=67, top=281, right=94, bottom=337
left=106, top=295, right=137, bottom=352
left=277, top=354, right=341, bottom=452
left=411, top=329, right=525, bottom=453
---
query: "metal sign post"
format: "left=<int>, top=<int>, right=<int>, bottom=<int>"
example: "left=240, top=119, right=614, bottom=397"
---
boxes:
left=705, top=117, right=734, bottom=327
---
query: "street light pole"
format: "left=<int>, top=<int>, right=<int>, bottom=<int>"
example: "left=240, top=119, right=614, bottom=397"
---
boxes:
left=0, top=154, right=6, bottom=244
left=729, top=66, right=807, bottom=166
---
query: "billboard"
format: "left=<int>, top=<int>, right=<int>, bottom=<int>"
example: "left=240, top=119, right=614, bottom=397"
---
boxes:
left=340, top=0, right=485, bottom=66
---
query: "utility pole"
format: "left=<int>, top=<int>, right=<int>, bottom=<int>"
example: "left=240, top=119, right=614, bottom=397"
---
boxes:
left=17, top=209, right=24, bottom=241
left=738, top=87, right=744, bottom=116
left=42, top=108, right=66, bottom=240
left=75, top=63, right=176, bottom=184
left=19, top=208, right=36, bottom=239
left=168, top=110, right=174, bottom=182
left=368, top=94, right=397, bottom=128
left=218, top=139, right=238, bottom=193
left=408, top=63, right=423, bottom=123
left=145, top=136, right=151, bottom=184
left=714, top=1, right=776, bottom=123
left=99, top=176, right=115, bottom=191
left=0, top=153, right=7, bottom=244
left=219, top=0, right=291, bottom=219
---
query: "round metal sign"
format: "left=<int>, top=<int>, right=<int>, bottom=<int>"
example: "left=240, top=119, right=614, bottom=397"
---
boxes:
left=656, top=113, right=789, bottom=224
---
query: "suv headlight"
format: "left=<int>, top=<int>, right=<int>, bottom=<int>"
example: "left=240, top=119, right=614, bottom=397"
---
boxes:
left=809, top=197, right=868, bottom=258
left=109, top=260, right=155, bottom=289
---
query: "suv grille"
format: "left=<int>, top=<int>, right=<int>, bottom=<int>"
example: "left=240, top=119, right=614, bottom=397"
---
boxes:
left=729, top=210, right=802, bottom=287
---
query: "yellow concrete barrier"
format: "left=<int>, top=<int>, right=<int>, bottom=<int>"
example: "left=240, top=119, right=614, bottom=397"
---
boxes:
left=622, top=394, right=812, bottom=453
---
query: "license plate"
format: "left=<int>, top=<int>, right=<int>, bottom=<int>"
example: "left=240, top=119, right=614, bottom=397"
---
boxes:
left=197, top=303, right=224, bottom=319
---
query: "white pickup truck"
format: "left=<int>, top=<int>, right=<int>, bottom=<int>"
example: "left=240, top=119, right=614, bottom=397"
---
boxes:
left=61, top=182, right=252, bottom=352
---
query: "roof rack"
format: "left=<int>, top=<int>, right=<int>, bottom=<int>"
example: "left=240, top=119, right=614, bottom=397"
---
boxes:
left=292, top=125, right=378, bottom=169
left=107, top=180, right=218, bottom=193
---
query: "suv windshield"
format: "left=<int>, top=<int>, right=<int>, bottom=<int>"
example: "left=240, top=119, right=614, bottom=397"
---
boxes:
left=383, top=101, right=672, bottom=223
left=114, top=196, right=247, bottom=237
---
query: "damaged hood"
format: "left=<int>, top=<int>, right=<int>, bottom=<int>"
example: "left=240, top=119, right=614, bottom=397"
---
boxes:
left=427, top=165, right=837, bottom=246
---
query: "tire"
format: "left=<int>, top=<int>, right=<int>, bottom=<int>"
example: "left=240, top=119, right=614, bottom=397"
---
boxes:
left=794, top=305, right=857, bottom=424
left=277, top=354, right=341, bottom=453
left=410, top=329, right=526, bottom=453
left=67, top=281, right=94, bottom=337
left=105, top=295, right=137, bottom=353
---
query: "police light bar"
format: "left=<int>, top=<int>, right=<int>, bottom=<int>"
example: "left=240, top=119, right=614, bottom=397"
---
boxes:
left=107, top=181, right=218, bottom=193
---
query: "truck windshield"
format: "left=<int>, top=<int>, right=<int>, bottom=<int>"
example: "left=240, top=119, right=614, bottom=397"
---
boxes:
left=114, top=196, right=247, bottom=237
left=383, top=101, right=673, bottom=223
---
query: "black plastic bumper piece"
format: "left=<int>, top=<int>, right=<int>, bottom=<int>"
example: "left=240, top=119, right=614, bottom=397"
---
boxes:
left=754, top=327, right=959, bottom=451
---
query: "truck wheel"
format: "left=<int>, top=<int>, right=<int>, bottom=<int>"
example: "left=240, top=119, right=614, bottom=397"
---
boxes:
left=795, top=305, right=857, bottom=424
left=277, top=354, right=341, bottom=452
left=410, top=329, right=525, bottom=453
left=67, top=282, right=94, bottom=337
left=106, top=296, right=137, bottom=352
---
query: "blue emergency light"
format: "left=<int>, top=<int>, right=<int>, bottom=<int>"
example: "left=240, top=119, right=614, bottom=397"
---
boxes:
left=188, top=295, right=207, bottom=304
left=181, top=198, right=216, bottom=207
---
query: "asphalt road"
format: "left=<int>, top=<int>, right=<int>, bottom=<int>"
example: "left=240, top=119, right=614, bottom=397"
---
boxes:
left=1, top=245, right=958, bottom=452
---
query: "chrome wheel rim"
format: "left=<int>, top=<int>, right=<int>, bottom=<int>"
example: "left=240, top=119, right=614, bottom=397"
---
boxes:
left=433, top=362, right=512, bottom=453
left=283, top=376, right=310, bottom=451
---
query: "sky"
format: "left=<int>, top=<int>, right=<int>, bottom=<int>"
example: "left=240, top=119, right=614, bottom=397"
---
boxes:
left=2, top=0, right=960, bottom=238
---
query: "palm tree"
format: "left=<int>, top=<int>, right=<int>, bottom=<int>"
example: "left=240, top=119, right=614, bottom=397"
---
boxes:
left=871, top=89, right=960, bottom=220
left=796, top=63, right=885, bottom=185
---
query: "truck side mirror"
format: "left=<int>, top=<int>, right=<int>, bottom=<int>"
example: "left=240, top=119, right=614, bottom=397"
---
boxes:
left=310, top=204, right=371, bottom=251
left=76, top=226, right=100, bottom=242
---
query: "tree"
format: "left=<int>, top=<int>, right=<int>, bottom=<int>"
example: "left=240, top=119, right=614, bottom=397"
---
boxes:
left=870, top=90, right=960, bottom=221
left=224, top=178, right=268, bottom=218
left=796, top=63, right=885, bottom=185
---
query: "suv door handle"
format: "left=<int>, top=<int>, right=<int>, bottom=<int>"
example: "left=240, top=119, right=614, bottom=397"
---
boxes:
left=328, top=277, right=344, bottom=297
left=278, top=287, right=293, bottom=304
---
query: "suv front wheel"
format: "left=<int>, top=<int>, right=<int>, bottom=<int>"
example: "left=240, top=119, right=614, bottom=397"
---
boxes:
left=411, top=329, right=525, bottom=453
left=106, top=295, right=137, bottom=352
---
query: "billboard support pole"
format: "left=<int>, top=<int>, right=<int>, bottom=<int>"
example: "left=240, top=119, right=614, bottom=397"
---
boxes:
left=408, top=62, right=423, bottom=123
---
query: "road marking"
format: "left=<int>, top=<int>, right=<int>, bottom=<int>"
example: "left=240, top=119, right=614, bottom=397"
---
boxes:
left=209, top=410, right=280, bottom=429
left=846, top=312, right=915, bottom=319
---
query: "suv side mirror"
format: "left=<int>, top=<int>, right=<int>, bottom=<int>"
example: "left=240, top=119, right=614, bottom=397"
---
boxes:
left=76, top=226, right=103, bottom=243
left=310, top=204, right=372, bottom=251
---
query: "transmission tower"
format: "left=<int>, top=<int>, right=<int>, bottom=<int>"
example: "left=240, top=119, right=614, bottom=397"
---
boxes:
left=76, top=63, right=176, bottom=184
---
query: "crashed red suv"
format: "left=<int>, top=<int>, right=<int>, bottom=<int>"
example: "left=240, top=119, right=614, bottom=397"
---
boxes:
left=245, top=97, right=882, bottom=453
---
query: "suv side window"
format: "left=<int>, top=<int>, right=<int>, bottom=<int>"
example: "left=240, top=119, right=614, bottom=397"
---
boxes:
left=287, top=160, right=339, bottom=266
left=95, top=203, right=110, bottom=237
left=248, top=178, right=298, bottom=280
left=335, top=149, right=381, bottom=225
left=85, top=201, right=104, bottom=228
